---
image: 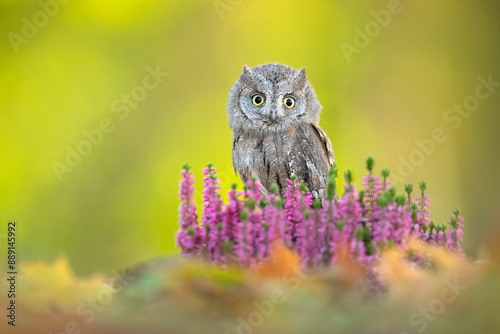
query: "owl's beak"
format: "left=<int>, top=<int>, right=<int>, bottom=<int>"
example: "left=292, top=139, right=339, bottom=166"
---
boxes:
left=270, top=109, right=276, bottom=122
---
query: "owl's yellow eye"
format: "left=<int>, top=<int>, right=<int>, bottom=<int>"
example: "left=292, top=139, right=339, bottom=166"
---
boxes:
left=284, top=96, right=295, bottom=108
left=252, top=94, right=265, bottom=106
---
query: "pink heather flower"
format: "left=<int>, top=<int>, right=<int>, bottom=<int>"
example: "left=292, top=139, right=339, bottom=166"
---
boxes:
left=417, top=195, right=431, bottom=226
left=243, top=178, right=269, bottom=261
left=446, top=209, right=464, bottom=254
left=351, top=232, right=368, bottom=262
left=317, top=200, right=339, bottom=265
left=225, top=185, right=241, bottom=241
left=234, top=208, right=253, bottom=266
left=377, top=202, right=401, bottom=246
left=296, top=213, right=315, bottom=269
left=362, top=173, right=382, bottom=217
left=295, top=207, right=323, bottom=269
left=284, top=178, right=302, bottom=247
left=176, top=166, right=203, bottom=256
left=383, top=203, right=398, bottom=244
left=416, top=182, right=431, bottom=239
left=315, top=207, right=327, bottom=264
left=263, top=192, right=286, bottom=247
left=298, top=185, right=314, bottom=213
left=436, top=230, right=445, bottom=246
left=338, top=183, right=362, bottom=241
left=245, top=178, right=262, bottom=203
left=284, top=179, right=315, bottom=266
left=296, top=183, right=316, bottom=265
left=371, top=206, right=389, bottom=245
left=284, top=178, right=318, bottom=268
left=393, top=204, right=412, bottom=246
left=323, top=199, right=342, bottom=265
left=201, top=165, right=227, bottom=264
left=250, top=208, right=266, bottom=260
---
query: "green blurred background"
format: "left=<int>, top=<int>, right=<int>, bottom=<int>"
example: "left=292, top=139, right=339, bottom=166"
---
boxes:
left=1, top=0, right=499, bottom=275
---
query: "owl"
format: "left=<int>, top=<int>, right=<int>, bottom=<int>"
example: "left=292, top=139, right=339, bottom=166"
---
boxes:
left=227, top=63, right=335, bottom=200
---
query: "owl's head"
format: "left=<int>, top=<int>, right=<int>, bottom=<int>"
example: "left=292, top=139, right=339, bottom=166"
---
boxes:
left=227, top=63, right=322, bottom=132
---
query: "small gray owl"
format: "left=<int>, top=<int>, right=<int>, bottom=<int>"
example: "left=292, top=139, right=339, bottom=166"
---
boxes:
left=227, top=63, right=334, bottom=200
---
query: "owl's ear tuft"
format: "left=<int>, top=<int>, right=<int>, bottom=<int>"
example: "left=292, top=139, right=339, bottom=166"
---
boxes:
left=241, top=65, right=254, bottom=84
left=242, top=65, right=253, bottom=77
left=294, top=67, right=307, bottom=90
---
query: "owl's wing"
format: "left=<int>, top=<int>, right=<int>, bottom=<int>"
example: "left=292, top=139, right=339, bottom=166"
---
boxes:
left=288, top=123, right=334, bottom=200
left=310, top=122, right=335, bottom=168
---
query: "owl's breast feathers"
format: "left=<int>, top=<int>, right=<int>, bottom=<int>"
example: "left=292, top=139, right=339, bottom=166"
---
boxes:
left=232, top=122, right=334, bottom=200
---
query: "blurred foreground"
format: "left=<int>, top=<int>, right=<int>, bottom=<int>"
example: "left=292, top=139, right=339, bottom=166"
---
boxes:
left=2, top=232, right=499, bottom=334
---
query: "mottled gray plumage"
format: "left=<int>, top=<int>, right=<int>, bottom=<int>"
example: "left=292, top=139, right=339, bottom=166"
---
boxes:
left=227, top=63, right=334, bottom=200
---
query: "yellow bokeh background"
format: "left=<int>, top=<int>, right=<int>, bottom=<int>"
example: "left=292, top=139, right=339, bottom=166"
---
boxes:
left=1, top=0, right=499, bottom=275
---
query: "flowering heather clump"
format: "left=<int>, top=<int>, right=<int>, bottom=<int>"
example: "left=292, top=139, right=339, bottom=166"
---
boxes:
left=175, top=157, right=465, bottom=269
left=175, top=164, right=203, bottom=256
left=201, top=163, right=227, bottom=264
